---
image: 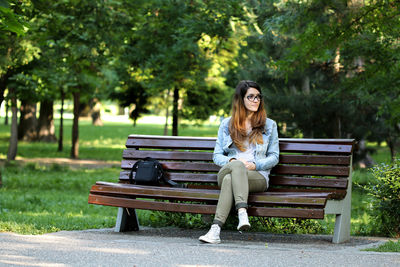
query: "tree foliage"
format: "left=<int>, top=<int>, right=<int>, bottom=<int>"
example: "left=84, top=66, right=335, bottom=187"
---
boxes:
left=0, top=0, right=398, bottom=159
left=231, top=0, right=399, bottom=159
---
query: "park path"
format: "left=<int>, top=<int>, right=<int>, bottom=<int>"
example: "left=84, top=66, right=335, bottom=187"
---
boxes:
left=1, top=227, right=399, bottom=267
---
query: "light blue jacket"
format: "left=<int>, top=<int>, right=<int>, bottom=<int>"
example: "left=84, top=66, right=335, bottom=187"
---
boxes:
left=213, top=117, right=280, bottom=171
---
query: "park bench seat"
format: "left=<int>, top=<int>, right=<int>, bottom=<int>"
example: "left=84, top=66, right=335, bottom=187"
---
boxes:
left=88, top=135, right=355, bottom=243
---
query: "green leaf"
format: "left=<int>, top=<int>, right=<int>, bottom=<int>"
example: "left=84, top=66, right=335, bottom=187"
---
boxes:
left=0, top=0, right=9, bottom=9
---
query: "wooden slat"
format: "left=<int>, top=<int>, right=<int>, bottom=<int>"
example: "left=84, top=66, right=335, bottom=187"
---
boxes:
left=121, top=162, right=349, bottom=176
left=88, top=194, right=324, bottom=219
left=123, top=150, right=351, bottom=165
left=279, top=155, right=351, bottom=165
left=121, top=172, right=348, bottom=190
left=123, top=149, right=213, bottom=161
left=111, top=182, right=341, bottom=199
left=279, top=143, right=353, bottom=154
left=247, top=206, right=324, bottom=219
left=121, top=160, right=220, bottom=172
left=91, top=183, right=327, bottom=207
left=89, top=194, right=216, bottom=214
left=279, top=138, right=355, bottom=146
left=127, top=135, right=216, bottom=142
left=126, top=138, right=215, bottom=150
left=269, top=176, right=348, bottom=188
left=120, top=171, right=217, bottom=183
left=126, top=135, right=354, bottom=153
left=127, top=135, right=355, bottom=145
left=268, top=188, right=347, bottom=200
left=272, top=165, right=349, bottom=177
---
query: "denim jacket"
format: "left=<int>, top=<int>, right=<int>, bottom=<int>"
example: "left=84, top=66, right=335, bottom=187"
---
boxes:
left=213, top=117, right=280, bottom=172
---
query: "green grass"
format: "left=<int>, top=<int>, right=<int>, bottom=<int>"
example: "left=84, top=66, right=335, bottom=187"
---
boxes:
left=367, top=142, right=393, bottom=164
left=0, top=163, right=119, bottom=234
left=0, top=118, right=219, bottom=161
left=362, top=240, right=400, bottom=252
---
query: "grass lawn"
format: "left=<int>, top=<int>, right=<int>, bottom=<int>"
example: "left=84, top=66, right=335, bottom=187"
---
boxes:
left=0, top=163, right=118, bottom=234
left=363, top=240, right=400, bottom=252
left=0, top=118, right=219, bottom=161
left=0, top=116, right=395, bottom=239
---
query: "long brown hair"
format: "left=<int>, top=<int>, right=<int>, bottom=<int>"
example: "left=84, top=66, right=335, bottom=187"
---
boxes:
left=229, top=80, right=266, bottom=151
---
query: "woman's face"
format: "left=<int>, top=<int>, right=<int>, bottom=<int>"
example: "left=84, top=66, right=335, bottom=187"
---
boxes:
left=243, top=87, right=261, bottom=113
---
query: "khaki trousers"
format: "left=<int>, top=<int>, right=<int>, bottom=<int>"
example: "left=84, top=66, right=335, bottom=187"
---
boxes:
left=213, top=160, right=267, bottom=226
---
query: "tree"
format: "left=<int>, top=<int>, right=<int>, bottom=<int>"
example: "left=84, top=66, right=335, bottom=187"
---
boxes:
left=37, top=0, right=125, bottom=158
left=131, top=0, right=243, bottom=135
left=231, top=0, right=399, bottom=160
left=0, top=0, right=27, bottom=36
left=0, top=0, right=33, bottom=108
left=110, top=80, right=150, bottom=127
left=1, top=0, right=36, bottom=161
left=6, top=87, right=17, bottom=160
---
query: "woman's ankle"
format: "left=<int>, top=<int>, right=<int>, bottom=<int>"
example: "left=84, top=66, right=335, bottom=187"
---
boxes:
left=238, top=208, right=247, bottom=214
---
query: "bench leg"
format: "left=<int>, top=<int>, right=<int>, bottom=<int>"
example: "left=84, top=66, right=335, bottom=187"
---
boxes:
left=332, top=180, right=352, bottom=243
left=115, top=207, right=140, bottom=232
left=332, top=155, right=353, bottom=244
left=332, top=208, right=351, bottom=243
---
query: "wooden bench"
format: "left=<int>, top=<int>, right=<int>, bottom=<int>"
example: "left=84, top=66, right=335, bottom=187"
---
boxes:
left=88, top=134, right=356, bottom=243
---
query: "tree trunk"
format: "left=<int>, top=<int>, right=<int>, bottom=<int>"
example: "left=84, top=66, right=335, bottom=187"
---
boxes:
left=164, top=88, right=171, bottom=136
left=90, top=98, right=103, bottom=126
left=4, top=99, right=9, bottom=125
left=18, top=100, right=38, bottom=141
left=332, top=46, right=342, bottom=139
left=0, top=70, right=11, bottom=109
left=118, top=106, right=125, bottom=115
left=333, top=115, right=342, bottom=139
left=58, top=89, right=65, bottom=152
left=172, top=86, right=179, bottom=136
left=0, top=89, right=4, bottom=110
left=37, top=100, right=57, bottom=142
left=386, top=133, right=399, bottom=161
left=71, top=91, right=80, bottom=159
left=79, top=102, right=90, bottom=117
left=354, top=139, right=376, bottom=168
left=7, top=88, right=18, bottom=161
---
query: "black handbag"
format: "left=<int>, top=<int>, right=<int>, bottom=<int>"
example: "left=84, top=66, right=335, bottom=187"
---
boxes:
left=129, top=157, right=185, bottom=188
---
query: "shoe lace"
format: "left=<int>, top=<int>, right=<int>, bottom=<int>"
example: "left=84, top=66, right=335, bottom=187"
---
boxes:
left=239, top=211, right=248, bottom=221
left=209, top=225, right=220, bottom=235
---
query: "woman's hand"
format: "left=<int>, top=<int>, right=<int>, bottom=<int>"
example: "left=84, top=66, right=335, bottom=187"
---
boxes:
left=246, top=162, right=256, bottom=170
left=238, top=158, right=256, bottom=170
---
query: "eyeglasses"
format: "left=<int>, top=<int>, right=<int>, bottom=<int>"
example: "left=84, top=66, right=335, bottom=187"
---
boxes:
left=246, top=94, right=262, bottom=102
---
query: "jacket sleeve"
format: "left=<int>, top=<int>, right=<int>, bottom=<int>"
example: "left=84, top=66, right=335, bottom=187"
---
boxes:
left=213, top=121, right=233, bottom=167
left=255, top=120, right=280, bottom=171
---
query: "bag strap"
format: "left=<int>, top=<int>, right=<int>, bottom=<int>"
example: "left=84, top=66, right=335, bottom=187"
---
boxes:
left=129, top=160, right=141, bottom=184
left=156, top=162, right=186, bottom=188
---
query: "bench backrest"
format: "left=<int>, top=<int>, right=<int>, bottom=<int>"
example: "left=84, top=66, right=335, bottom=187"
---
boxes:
left=119, top=135, right=355, bottom=198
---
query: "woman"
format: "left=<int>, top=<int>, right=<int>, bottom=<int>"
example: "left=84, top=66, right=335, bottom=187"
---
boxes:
left=199, top=80, right=279, bottom=244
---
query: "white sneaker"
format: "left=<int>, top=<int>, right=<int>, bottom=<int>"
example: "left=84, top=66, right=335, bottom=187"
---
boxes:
left=199, top=224, right=221, bottom=244
left=237, top=210, right=250, bottom=231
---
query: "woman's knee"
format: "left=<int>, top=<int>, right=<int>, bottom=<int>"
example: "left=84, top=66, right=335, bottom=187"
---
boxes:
left=227, top=160, right=246, bottom=169
left=218, top=174, right=232, bottom=187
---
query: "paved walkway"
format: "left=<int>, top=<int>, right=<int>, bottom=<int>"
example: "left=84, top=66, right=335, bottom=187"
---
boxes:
left=1, top=227, right=398, bottom=267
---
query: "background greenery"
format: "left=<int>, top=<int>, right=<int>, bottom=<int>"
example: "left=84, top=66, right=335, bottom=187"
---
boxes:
left=1, top=0, right=399, bottom=160
left=0, top=0, right=398, bottom=251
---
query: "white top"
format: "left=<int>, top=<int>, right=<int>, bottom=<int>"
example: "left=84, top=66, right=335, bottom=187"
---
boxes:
left=231, top=141, right=270, bottom=184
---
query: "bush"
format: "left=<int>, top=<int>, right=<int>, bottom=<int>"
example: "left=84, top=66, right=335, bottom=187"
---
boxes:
left=361, top=159, right=400, bottom=237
